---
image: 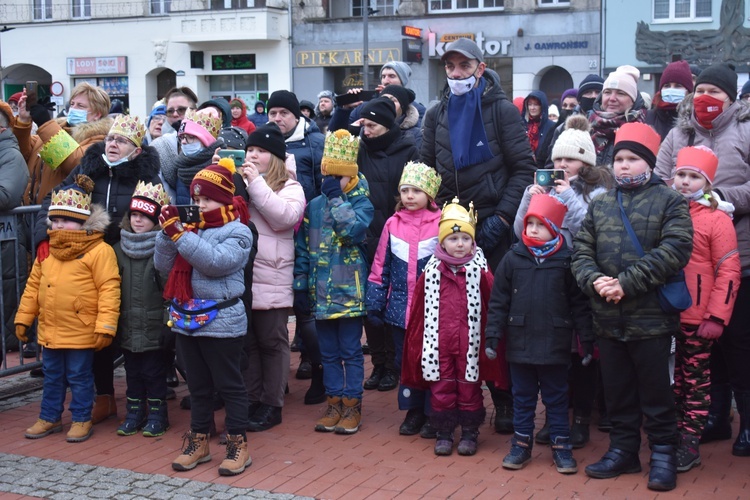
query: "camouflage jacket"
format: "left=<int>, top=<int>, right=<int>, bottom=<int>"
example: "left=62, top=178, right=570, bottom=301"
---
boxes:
left=571, top=176, right=693, bottom=341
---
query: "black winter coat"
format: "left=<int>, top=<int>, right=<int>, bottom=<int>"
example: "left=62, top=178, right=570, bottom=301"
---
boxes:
left=486, top=242, right=593, bottom=365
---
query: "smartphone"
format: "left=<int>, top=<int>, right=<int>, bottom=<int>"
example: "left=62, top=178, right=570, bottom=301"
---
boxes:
left=175, top=205, right=201, bottom=224
left=535, top=169, right=565, bottom=187
left=218, top=149, right=245, bottom=167
left=335, top=90, right=378, bottom=107
left=25, top=81, right=38, bottom=108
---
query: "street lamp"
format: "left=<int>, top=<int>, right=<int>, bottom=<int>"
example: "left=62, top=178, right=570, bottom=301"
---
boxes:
left=0, top=26, right=17, bottom=101
left=362, top=6, right=378, bottom=90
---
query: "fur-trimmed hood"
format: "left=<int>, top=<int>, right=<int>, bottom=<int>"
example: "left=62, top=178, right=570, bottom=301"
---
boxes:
left=79, top=141, right=161, bottom=182
left=54, top=116, right=115, bottom=144
left=47, top=204, right=111, bottom=233
left=675, top=94, right=750, bottom=132
left=400, top=103, right=420, bottom=131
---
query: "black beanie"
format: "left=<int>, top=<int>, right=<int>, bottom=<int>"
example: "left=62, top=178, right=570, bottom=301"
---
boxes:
left=577, top=74, right=605, bottom=101
left=267, top=90, right=301, bottom=119
left=361, top=97, right=397, bottom=129
left=380, top=85, right=415, bottom=115
left=219, top=126, right=248, bottom=151
left=246, top=123, right=287, bottom=160
left=696, top=63, right=738, bottom=102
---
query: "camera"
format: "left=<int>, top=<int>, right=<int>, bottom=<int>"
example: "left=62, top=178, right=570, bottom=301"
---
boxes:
left=535, top=169, right=565, bottom=187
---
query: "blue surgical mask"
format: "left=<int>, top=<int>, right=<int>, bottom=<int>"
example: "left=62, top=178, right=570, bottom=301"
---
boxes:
left=661, top=88, right=687, bottom=104
left=181, top=142, right=203, bottom=157
left=67, top=108, right=88, bottom=126
left=101, top=152, right=133, bottom=168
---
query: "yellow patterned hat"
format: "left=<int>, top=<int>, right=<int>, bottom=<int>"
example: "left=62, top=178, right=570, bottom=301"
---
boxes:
left=40, top=129, right=78, bottom=170
left=109, top=114, right=146, bottom=147
left=399, top=161, right=441, bottom=200
left=130, top=181, right=171, bottom=224
left=439, top=196, right=477, bottom=243
left=321, top=129, right=360, bottom=177
left=49, top=174, right=95, bottom=223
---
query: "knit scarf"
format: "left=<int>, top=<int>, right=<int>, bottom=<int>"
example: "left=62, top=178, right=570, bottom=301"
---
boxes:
left=615, top=171, right=651, bottom=190
left=48, top=229, right=105, bottom=261
left=361, top=123, right=400, bottom=153
left=527, top=118, right=540, bottom=153
left=163, top=196, right=250, bottom=302
left=522, top=232, right=563, bottom=258
left=119, top=229, right=157, bottom=259
left=447, top=77, right=494, bottom=170
left=589, top=108, right=646, bottom=155
left=421, top=247, right=487, bottom=383
left=175, top=145, right=217, bottom=187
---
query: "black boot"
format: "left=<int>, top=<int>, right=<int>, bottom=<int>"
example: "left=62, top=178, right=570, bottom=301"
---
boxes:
left=456, top=409, right=485, bottom=456
left=399, top=408, right=427, bottom=436
left=701, top=382, right=733, bottom=443
left=551, top=436, right=578, bottom=474
left=502, top=432, right=532, bottom=469
left=117, top=398, right=147, bottom=436
left=585, top=448, right=641, bottom=479
left=304, top=364, right=326, bottom=405
left=570, top=411, right=591, bottom=449
left=363, top=365, right=385, bottom=390
left=491, top=388, right=514, bottom=434
left=247, top=404, right=282, bottom=432
left=648, top=444, right=677, bottom=491
left=431, top=410, right=458, bottom=456
left=535, top=416, right=550, bottom=444
left=296, top=353, right=312, bottom=380
left=733, top=392, right=750, bottom=457
left=142, top=399, right=170, bottom=437
left=377, top=369, right=399, bottom=391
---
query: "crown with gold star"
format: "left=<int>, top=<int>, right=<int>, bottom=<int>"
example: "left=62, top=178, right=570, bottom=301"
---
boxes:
left=321, top=129, right=360, bottom=177
left=49, top=174, right=95, bottom=223
left=109, top=114, right=146, bottom=147
left=439, top=197, right=477, bottom=243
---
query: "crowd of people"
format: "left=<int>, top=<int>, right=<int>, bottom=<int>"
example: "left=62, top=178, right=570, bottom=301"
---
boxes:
left=1, top=37, right=749, bottom=490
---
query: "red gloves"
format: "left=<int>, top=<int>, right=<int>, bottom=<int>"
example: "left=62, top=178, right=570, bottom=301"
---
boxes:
left=696, top=320, right=724, bottom=340
left=36, top=240, right=50, bottom=263
left=159, top=205, right=185, bottom=242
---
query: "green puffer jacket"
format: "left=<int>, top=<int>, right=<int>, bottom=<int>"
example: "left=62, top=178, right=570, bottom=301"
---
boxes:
left=571, top=175, right=693, bottom=341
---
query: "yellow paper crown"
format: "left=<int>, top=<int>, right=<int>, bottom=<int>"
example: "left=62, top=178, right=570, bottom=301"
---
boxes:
left=132, top=181, right=170, bottom=207
left=109, top=114, right=146, bottom=147
left=185, top=108, right=222, bottom=139
left=439, top=196, right=477, bottom=243
left=399, top=161, right=441, bottom=200
left=321, top=129, right=360, bottom=177
left=49, top=174, right=95, bottom=222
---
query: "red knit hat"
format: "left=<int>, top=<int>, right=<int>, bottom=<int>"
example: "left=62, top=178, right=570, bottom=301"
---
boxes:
left=613, top=122, right=661, bottom=169
left=524, top=194, right=568, bottom=236
left=676, top=145, right=718, bottom=185
left=660, top=60, right=694, bottom=93
left=190, top=158, right=236, bottom=206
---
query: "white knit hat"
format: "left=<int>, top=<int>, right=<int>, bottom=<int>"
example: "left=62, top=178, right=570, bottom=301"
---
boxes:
left=602, top=65, right=641, bottom=102
left=551, top=115, right=596, bottom=166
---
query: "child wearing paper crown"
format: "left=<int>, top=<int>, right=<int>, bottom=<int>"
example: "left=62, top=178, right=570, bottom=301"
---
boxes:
left=154, top=158, right=255, bottom=476
left=486, top=193, right=593, bottom=474
left=366, top=161, right=441, bottom=436
left=16, top=175, right=121, bottom=443
left=113, top=181, right=172, bottom=438
left=571, top=122, right=693, bottom=492
left=670, top=146, right=740, bottom=472
left=401, top=198, right=503, bottom=457
left=293, top=129, right=374, bottom=435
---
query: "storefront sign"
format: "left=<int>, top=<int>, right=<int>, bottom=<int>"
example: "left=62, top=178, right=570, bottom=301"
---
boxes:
left=66, top=57, right=127, bottom=76
left=428, top=32, right=511, bottom=58
left=521, top=35, right=599, bottom=56
left=212, top=54, right=256, bottom=71
left=296, top=48, right=401, bottom=67
left=402, top=26, right=422, bottom=39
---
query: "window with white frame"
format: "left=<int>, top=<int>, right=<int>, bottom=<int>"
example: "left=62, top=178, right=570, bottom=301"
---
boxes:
left=352, top=0, right=399, bottom=16
left=539, top=0, right=569, bottom=6
left=33, top=0, right=53, bottom=21
left=71, top=0, right=91, bottom=18
left=654, top=0, right=711, bottom=21
left=150, top=0, right=171, bottom=15
left=429, top=0, right=504, bottom=13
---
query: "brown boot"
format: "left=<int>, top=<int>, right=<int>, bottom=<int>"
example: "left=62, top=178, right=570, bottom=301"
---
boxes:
left=92, top=394, right=117, bottom=424
left=218, top=434, right=252, bottom=476
left=315, top=396, right=342, bottom=432
left=334, top=397, right=362, bottom=434
left=25, top=419, right=62, bottom=439
left=172, top=431, right=211, bottom=471
left=66, top=421, right=93, bottom=442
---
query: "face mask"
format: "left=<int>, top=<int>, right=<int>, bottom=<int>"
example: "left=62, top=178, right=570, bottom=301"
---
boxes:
left=447, top=75, right=477, bottom=96
left=557, top=109, right=573, bottom=124
left=101, top=151, right=134, bottom=168
left=67, top=109, right=88, bottom=126
left=181, top=142, right=203, bottom=157
left=615, top=170, right=651, bottom=189
left=672, top=183, right=706, bottom=201
left=661, top=88, right=687, bottom=104
left=579, top=96, right=596, bottom=113
left=171, top=119, right=183, bottom=133
left=694, top=94, right=726, bottom=128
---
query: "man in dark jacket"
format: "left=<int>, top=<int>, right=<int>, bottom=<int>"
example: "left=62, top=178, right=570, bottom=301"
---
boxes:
left=420, top=37, right=537, bottom=436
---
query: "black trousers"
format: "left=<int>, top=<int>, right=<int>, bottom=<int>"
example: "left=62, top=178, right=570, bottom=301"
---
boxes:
left=598, top=336, right=677, bottom=453
left=93, top=343, right=115, bottom=396
left=122, top=349, right=167, bottom=400
left=711, top=276, right=750, bottom=395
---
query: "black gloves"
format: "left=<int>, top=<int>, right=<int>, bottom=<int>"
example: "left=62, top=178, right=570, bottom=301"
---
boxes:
left=581, top=341, right=594, bottom=366
left=159, top=325, right=176, bottom=351
left=476, top=215, right=509, bottom=252
left=485, top=334, right=501, bottom=360
left=365, top=309, right=385, bottom=329
left=294, top=290, right=311, bottom=316
left=321, top=176, right=343, bottom=199
left=30, top=102, right=55, bottom=128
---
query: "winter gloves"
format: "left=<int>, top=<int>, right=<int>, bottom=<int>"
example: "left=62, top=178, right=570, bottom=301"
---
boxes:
left=294, top=290, right=311, bottom=316
left=159, top=205, right=186, bottom=242
left=696, top=319, right=724, bottom=340
left=321, top=176, right=343, bottom=200
left=476, top=215, right=509, bottom=253
left=36, top=240, right=50, bottom=263
left=485, top=332, right=501, bottom=360
left=29, top=101, right=55, bottom=128
left=94, top=333, right=114, bottom=351
left=15, top=324, right=28, bottom=343
left=365, top=309, right=385, bottom=330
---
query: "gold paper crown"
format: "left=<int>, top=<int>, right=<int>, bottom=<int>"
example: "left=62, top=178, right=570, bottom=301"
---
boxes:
left=439, top=196, right=477, bottom=242
left=132, top=181, right=170, bottom=207
left=49, top=174, right=95, bottom=222
left=110, top=114, right=146, bottom=147
left=321, top=129, right=360, bottom=177
left=399, top=161, right=441, bottom=200
left=185, top=108, right=222, bottom=139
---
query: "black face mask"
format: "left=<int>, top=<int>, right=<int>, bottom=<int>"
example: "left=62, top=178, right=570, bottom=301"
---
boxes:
left=557, top=108, right=573, bottom=124
left=579, top=96, right=596, bottom=113
left=171, top=119, right=183, bottom=133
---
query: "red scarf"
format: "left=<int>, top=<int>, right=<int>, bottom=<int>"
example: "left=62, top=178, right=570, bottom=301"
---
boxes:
left=527, top=119, right=540, bottom=152
left=163, top=196, right=250, bottom=302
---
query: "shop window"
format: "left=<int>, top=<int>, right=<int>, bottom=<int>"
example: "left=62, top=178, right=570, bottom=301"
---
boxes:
left=210, top=0, right=258, bottom=9
left=352, top=0, right=399, bottom=16
left=428, top=0, right=504, bottom=13
left=150, top=0, right=171, bottom=15
left=538, top=0, right=569, bottom=6
left=71, top=0, right=91, bottom=18
left=33, top=0, right=53, bottom=21
left=208, top=74, right=269, bottom=104
left=654, top=0, right=711, bottom=21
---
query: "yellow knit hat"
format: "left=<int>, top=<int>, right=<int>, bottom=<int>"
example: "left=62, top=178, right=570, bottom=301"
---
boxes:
left=321, top=129, right=359, bottom=177
left=439, top=197, right=477, bottom=243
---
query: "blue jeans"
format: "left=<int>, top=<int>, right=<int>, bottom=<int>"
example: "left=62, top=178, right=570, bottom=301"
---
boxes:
left=316, top=317, right=365, bottom=399
left=40, top=348, right=95, bottom=423
left=509, top=362, right=570, bottom=440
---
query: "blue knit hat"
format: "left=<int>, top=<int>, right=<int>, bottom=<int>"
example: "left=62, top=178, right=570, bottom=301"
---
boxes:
left=147, top=104, right=167, bottom=128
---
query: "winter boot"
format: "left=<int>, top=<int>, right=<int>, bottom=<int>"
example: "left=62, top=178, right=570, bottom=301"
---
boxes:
left=363, top=365, right=385, bottom=390
left=732, top=392, right=750, bottom=457
left=491, top=389, right=514, bottom=434
left=304, top=364, right=326, bottom=405
left=377, top=369, right=399, bottom=391
left=296, top=353, right=312, bottom=380
left=91, top=394, right=117, bottom=424
left=648, top=443, right=677, bottom=491
left=247, top=404, right=282, bottom=432
left=117, top=398, right=147, bottom=436
left=676, top=433, right=701, bottom=472
left=24, top=419, right=62, bottom=439
left=420, top=420, right=437, bottom=439
left=218, top=434, right=252, bottom=476
left=142, top=399, right=170, bottom=437
left=399, top=408, right=427, bottom=436
left=535, top=417, right=550, bottom=444
left=570, top=411, right=591, bottom=449
left=334, top=397, right=362, bottom=434
left=434, top=432, right=454, bottom=456
left=551, top=436, right=578, bottom=474
left=456, top=408, right=485, bottom=456
left=315, top=396, right=343, bottom=432
left=66, top=421, right=93, bottom=443
left=172, top=431, right=211, bottom=471
left=502, top=432, right=533, bottom=470
left=585, top=448, right=641, bottom=479
left=701, top=382, right=733, bottom=443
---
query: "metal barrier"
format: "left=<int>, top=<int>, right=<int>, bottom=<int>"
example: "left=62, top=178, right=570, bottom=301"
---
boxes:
left=0, top=205, right=42, bottom=377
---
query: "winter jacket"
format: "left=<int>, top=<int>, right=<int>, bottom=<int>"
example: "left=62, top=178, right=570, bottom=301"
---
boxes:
left=366, top=205, right=441, bottom=328
left=523, top=90, right=557, bottom=168
left=421, top=69, right=537, bottom=226
left=230, top=99, right=257, bottom=136
left=486, top=242, right=593, bottom=365
left=331, top=101, right=425, bottom=152
left=655, top=97, right=750, bottom=275
left=571, top=176, right=694, bottom=341
left=245, top=161, right=305, bottom=310
left=15, top=116, right=113, bottom=205
left=34, top=141, right=162, bottom=246
left=113, top=220, right=167, bottom=353
left=285, top=117, right=325, bottom=202
left=645, top=95, right=679, bottom=141
left=249, top=111, right=268, bottom=128
left=314, top=112, right=332, bottom=134
left=151, top=132, right=179, bottom=194
left=358, top=124, right=419, bottom=262
left=680, top=202, right=741, bottom=327
left=294, top=174, right=374, bottom=320
left=154, top=219, right=254, bottom=339
left=0, top=129, right=30, bottom=210
left=16, top=206, right=121, bottom=349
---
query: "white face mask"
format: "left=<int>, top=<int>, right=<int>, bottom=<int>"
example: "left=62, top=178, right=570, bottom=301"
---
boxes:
left=672, top=183, right=706, bottom=201
left=101, top=151, right=134, bottom=168
left=181, top=142, right=203, bottom=157
left=447, top=75, right=477, bottom=96
left=661, top=87, right=687, bottom=104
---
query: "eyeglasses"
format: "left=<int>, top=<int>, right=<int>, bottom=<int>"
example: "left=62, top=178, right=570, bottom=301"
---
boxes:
left=151, top=115, right=167, bottom=124
left=105, top=135, right=133, bottom=146
left=167, top=106, right=190, bottom=116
